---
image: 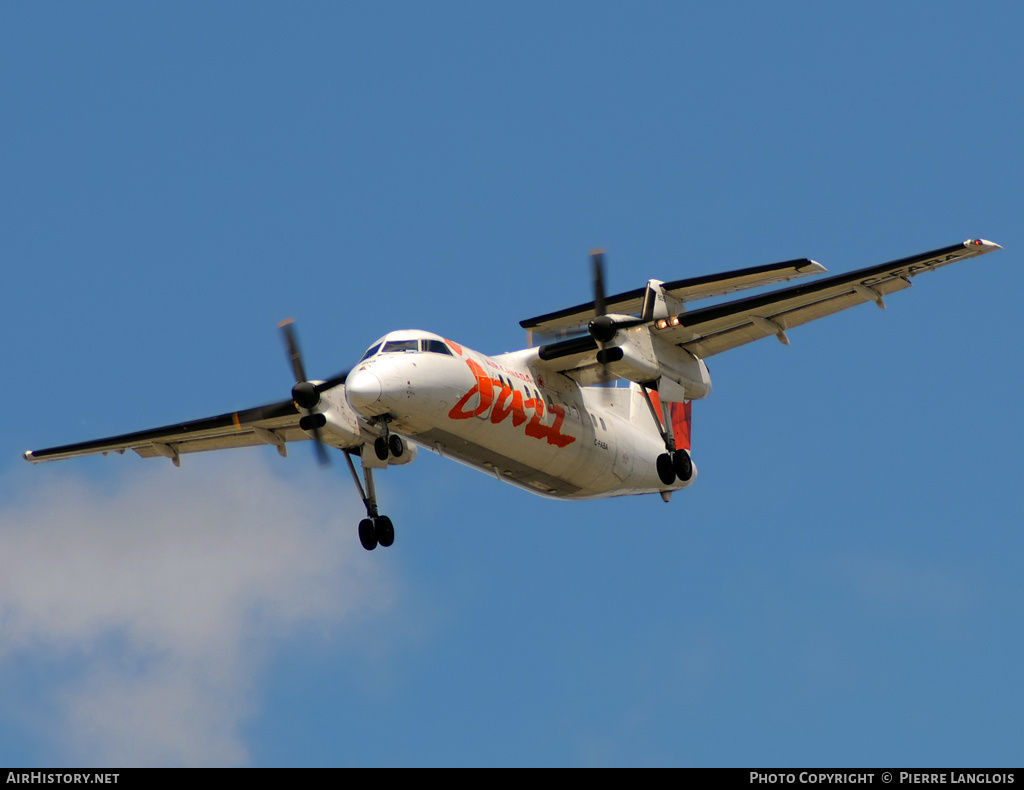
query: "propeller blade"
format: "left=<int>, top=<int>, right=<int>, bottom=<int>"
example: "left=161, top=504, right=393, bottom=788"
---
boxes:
left=316, top=370, right=350, bottom=392
left=278, top=318, right=308, bottom=384
left=312, top=427, right=330, bottom=466
left=591, top=249, right=607, bottom=318
left=278, top=318, right=332, bottom=466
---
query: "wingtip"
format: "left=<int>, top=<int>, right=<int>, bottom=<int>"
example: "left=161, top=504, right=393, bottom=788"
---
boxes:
left=23, top=450, right=35, bottom=463
left=966, top=238, right=1002, bottom=250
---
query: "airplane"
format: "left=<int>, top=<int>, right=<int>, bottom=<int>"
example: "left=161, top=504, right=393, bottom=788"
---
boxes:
left=23, top=239, right=1002, bottom=551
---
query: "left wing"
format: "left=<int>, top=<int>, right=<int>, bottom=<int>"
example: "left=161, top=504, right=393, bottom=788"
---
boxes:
left=534, top=239, right=1001, bottom=379
left=662, top=239, right=1001, bottom=358
left=521, top=256, right=826, bottom=340
left=24, top=398, right=313, bottom=466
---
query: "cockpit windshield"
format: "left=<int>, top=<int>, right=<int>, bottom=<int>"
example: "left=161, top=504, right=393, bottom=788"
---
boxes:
left=423, top=339, right=453, bottom=355
left=360, top=337, right=455, bottom=360
left=358, top=343, right=382, bottom=362
left=382, top=339, right=418, bottom=353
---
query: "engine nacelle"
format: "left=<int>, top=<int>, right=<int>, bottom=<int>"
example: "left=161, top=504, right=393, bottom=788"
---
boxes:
left=601, top=325, right=712, bottom=400
left=316, top=390, right=363, bottom=445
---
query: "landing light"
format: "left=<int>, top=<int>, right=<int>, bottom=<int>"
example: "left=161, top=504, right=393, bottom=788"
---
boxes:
left=656, top=319, right=668, bottom=330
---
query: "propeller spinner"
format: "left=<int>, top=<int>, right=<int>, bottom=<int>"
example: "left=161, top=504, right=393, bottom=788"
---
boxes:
left=585, top=250, right=645, bottom=345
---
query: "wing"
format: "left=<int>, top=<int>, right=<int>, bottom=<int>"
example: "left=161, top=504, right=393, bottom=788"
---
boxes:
left=533, top=239, right=1002, bottom=382
left=24, top=398, right=315, bottom=465
left=521, top=257, right=827, bottom=339
left=659, top=239, right=1001, bottom=358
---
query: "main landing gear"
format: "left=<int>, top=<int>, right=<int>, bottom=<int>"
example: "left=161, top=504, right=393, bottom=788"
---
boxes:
left=639, top=383, right=693, bottom=487
left=358, top=515, right=394, bottom=551
left=656, top=447, right=692, bottom=486
left=343, top=445, right=396, bottom=552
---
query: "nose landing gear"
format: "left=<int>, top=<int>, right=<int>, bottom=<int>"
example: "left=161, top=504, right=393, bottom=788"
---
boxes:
left=373, top=419, right=405, bottom=462
left=344, top=449, right=397, bottom=551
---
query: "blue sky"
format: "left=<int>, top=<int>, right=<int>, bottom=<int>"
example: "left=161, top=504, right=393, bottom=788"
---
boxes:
left=1, top=2, right=1021, bottom=767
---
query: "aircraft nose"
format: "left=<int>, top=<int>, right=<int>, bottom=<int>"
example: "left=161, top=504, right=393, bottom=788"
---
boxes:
left=345, top=369, right=384, bottom=415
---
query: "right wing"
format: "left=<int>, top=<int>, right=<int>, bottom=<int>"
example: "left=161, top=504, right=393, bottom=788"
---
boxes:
left=24, top=398, right=320, bottom=465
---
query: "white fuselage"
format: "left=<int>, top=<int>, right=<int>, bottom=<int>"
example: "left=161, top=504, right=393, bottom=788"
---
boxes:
left=340, top=331, right=696, bottom=499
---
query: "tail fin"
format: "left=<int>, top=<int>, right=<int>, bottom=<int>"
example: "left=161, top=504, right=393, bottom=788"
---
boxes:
left=670, top=400, right=691, bottom=451
left=631, top=384, right=692, bottom=451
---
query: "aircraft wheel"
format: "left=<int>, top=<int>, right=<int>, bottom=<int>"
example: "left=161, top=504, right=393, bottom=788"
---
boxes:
left=374, top=436, right=389, bottom=461
left=388, top=434, right=404, bottom=458
left=358, top=518, right=378, bottom=551
left=656, top=453, right=676, bottom=486
left=375, top=515, right=395, bottom=548
left=673, top=449, right=693, bottom=482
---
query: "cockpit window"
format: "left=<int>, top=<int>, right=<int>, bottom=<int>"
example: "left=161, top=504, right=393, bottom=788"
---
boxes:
left=382, top=339, right=419, bottom=353
left=359, top=343, right=382, bottom=362
left=423, top=339, right=453, bottom=356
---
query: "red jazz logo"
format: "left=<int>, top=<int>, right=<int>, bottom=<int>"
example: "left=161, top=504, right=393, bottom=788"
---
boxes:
left=448, top=359, right=575, bottom=448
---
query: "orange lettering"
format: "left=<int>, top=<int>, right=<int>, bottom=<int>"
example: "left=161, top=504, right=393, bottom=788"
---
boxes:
left=448, top=360, right=576, bottom=447
left=448, top=359, right=494, bottom=419
left=524, top=399, right=576, bottom=448
left=541, top=403, right=575, bottom=448
left=490, top=385, right=527, bottom=427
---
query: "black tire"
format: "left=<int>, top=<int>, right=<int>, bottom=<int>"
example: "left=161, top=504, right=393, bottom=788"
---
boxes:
left=374, top=436, right=389, bottom=461
left=673, top=449, right=693, bottom=482
left=375, top=515, right=395, bottom=548
left=388, top=434, right=404, bottom=458
left=358, top=518, right=378, bottom=551
left=656, top=453, right=676, bottom=486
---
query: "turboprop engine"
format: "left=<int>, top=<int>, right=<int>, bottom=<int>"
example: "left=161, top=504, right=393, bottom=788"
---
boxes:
left=594, top=321, right=712, bottom=401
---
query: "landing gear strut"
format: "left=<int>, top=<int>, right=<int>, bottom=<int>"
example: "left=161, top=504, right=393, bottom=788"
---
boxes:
left=640, top=383, right=692, bottom=487
left=344, top=449, right=396, bottom=551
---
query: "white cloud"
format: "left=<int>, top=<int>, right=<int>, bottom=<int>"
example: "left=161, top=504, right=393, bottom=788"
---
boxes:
left=0, top=455, right=395, bottom=766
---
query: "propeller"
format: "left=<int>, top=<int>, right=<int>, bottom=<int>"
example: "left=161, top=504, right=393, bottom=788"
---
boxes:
left=279, top=318, right=349, bottom=466
left=586, top=250, right=645, bottom=344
